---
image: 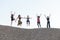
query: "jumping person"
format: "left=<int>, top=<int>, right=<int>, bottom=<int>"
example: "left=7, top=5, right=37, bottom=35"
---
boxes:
left=44, top=14, right=51, bottom=28
left=37, top=14, right=41, bottom=28
left=15, top=14, right=22, bottom=26
left=24, top=15, right=31, bottom=26
left=26, top=15, right=31, bottom=26
left=11, top=11, right=15, bottom=26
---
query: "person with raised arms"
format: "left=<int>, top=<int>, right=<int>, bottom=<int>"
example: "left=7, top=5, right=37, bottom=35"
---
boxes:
left=11, top=11, right=15, bottom=26
left=44, top=14, right=51, bottom=28
left=37, top=14, right=42, bottom=28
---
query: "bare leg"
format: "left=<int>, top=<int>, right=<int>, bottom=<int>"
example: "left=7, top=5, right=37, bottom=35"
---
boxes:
left=11, top=21, right=12, bottom=26
left=37, top=23, right=40, bottom=28
left=40, top=23, right=41, bottom=27
left=26, top=21, right=30, bottom=26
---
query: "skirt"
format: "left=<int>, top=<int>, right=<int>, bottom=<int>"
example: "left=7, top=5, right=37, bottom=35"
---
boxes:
left=18, top=20, right=22, bottom=25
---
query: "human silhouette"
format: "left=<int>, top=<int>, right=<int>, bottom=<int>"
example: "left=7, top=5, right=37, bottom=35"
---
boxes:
left=44, top=14, right=51, bottom=28
left=24, top=15, right=31, bottom=26
left=11, top=11, right=15, bottom=26
left=26, top=15, right=31, bottom=26
left=15, top=14, right=22, bottom=26
left=37, top=14, right=41, bottom=28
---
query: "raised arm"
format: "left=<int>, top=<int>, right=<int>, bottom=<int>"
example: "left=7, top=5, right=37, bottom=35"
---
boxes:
left=44, top=14, right=46, bottom=18
left=10, top=11, right=13, bottom=14
left=40, top=14, right=42, bottom=17
left=36, top=13, right=42, bottom=17
left=36, top=13, right=38, bottom=16
left=14, top=11, right=15, bottom=15
left=49, top=14, right=51, bottom=17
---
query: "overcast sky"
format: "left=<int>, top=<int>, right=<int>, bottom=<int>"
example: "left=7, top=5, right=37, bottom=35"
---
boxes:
left=0, top=0, right=60, bottom=29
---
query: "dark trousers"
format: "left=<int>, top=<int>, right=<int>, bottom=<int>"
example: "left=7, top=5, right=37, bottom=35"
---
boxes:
left=47, top=21, right=50, bottom=28
left=26, top=20, right=30, bottom=25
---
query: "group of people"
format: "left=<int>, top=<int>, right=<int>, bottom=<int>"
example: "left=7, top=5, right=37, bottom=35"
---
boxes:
left=11, top=11, right=31, bottom=26
left=36, top=14, right=51, bottom=28
left=11, top=11, right=51, bottom=28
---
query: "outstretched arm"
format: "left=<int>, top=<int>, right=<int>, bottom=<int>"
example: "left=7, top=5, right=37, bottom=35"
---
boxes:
left=22, top=17, right=27, bottom=19
left=29, top=17, right=32, bottom=19
left=15, top=17, right=18, bottom=22
left=22, top=17, right=32, bottom=19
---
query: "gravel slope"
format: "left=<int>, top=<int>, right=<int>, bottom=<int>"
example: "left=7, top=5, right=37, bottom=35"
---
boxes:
left=0, top=25, right=60, bottom=40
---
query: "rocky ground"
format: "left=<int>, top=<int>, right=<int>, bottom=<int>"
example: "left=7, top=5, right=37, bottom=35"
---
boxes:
left=0, top=25, right=60, bottom=40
